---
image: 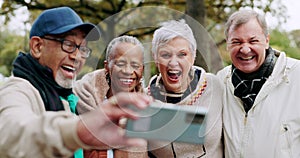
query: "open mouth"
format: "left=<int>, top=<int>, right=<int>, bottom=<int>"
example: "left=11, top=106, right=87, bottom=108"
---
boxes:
left=167, top=70, right=182, bottom=81
left=239, top=56, right=255, bottom=61
left=61, top=65, right=76, bottom=78
left=120, top=78, right=135, bottom=85
left=62, top=65, right=76, bottom=72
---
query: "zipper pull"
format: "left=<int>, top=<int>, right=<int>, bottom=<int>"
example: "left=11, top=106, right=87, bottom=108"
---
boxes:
left=244, top=113, right=248, bottom=125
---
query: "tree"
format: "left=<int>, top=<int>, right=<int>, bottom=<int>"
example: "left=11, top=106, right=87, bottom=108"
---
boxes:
left=0, top=0, right=289, bottom=76
left=290, top=29, right=300, bottom=48
left=0, top=29, right=24, bottom=76
left=270, top=29, right=300, bottom=59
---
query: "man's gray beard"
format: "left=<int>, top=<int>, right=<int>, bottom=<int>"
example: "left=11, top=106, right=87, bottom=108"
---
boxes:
left=55, top=70, right=76, bottom=89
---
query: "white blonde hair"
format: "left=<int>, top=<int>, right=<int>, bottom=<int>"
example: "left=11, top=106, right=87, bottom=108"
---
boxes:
left=151, top=19, right=197, bottom=60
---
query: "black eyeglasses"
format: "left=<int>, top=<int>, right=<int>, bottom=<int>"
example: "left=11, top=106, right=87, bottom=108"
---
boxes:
left=42, top=36, right=92, bottom=58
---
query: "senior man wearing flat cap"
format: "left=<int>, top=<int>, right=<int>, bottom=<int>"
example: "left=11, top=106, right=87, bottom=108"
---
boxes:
left=0, top=6, right=152, bottom=158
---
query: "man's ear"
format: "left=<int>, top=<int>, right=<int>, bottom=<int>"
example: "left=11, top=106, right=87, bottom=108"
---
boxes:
left=266, top=34, right=270, bottom=49
left=29, top=36, right=43, bottom=59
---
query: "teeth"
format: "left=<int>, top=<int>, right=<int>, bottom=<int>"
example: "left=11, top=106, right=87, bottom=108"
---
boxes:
left=168, top=70, right=180, bottom=74
left=241, top=56, right=253, bottom=60
left=62, top=65, right=76, bottom=71
left=120, top=78, right=133, bottom=83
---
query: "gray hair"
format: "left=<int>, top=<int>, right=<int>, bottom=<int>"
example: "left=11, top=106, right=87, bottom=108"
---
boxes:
left=224, top=9, right=269, bottom=39
left=106, top=35, right=144, bottom=63
left=151, top=19, right=197, bottom=60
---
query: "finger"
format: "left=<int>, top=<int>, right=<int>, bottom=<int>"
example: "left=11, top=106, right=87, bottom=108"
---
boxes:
left=115, top=93, right=153, bottom=109
left=123, top=138, right=147, bottom=147
left=104, top=105, right=139, bottom=120
left=107, top=95, right=118, bottom=106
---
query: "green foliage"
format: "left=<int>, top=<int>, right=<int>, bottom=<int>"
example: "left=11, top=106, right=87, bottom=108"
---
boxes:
left=270, top=30, right=290, bottom=48
left=0, top=30, right=25, bottom=76
left=290, top=29, right=300, bottom=48
left=0, top=0, right=294, bottom=77
left=269, top=29, right=300, bottom=59
left=0, top=0, right=288, bottom=30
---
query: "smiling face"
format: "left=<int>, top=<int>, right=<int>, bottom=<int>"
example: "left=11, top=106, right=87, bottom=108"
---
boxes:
left=156, top=37, right=195, bottom=93
left=106, top=42, right=144, bottom=94
left=227, top=18, right=270, bottom=73
left=31, top=29, right=87, bottom=88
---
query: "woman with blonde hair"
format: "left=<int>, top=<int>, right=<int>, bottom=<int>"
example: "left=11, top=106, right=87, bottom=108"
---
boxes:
left=147, top=19, right=224, bottom=158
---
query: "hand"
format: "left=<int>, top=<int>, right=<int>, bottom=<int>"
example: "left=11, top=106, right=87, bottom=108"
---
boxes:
left=77, top=92, right=153, bottom=149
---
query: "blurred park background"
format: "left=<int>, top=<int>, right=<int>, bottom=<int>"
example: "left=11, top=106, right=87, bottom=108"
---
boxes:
left=0, top=0, right=300, bottom=85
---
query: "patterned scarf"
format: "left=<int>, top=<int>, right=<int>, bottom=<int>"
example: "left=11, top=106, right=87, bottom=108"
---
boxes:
left=232, top=47, right=277, bottom=113
left=12, top=52, right=73, bottom=111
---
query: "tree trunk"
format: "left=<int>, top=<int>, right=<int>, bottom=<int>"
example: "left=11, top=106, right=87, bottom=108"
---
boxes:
left=186, top=0, right=205, bottom=26
left=185, top=0, right=209, bottom=71
left=185, top=0, right=223, bottom=73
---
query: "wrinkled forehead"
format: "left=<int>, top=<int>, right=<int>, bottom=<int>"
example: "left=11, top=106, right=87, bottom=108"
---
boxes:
left=109, top=42, right=143, bottom=60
